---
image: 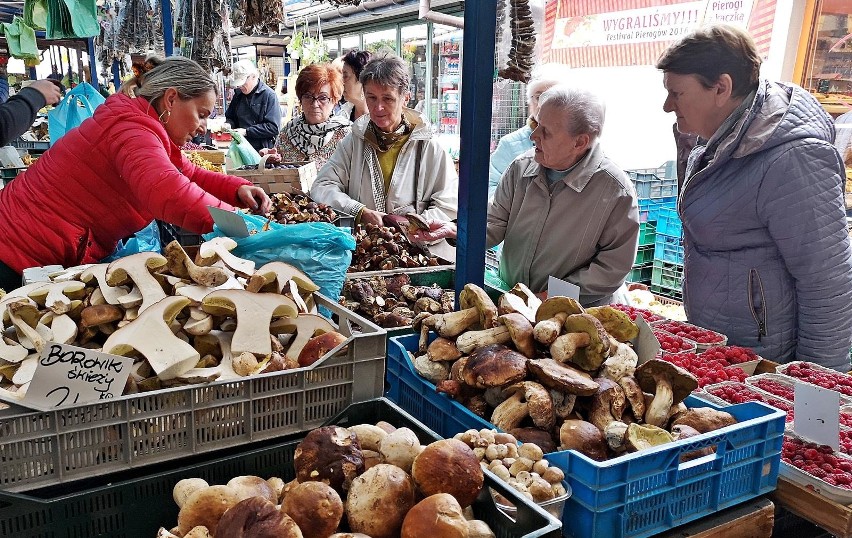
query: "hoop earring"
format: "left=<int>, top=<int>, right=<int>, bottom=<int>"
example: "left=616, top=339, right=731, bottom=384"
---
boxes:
left=158, top=109, right=171, bottom=125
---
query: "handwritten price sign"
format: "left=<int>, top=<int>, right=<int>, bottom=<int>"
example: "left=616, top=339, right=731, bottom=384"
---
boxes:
left=21, top=343, right=133, bottom=411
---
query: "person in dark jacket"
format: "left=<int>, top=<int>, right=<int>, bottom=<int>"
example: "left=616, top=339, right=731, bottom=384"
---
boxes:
left=0, top=79, right=61, bottom=146
left=224, top=60, right=281, bottom=151
left=657, top=24, right=852, bottom=371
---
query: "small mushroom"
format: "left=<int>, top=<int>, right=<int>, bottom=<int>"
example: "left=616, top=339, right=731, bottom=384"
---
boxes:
left=635, top=359, right=698, bottom=428
left=549, top=332, right=591, bottom=363
left=7, top=300, right=52, bottom=353
left=599, top=341, right=638, bottom=381
left=164, top=240, right=229, bottom=287
left=618, top=375, right=646, bottom=423
left=533, top=296, right=583, bottom=345
left=562, top=313, right=611, bottom=371
left=426, top=337, right=462, bottom=362
left=671, top=424, right=715, bottom=461
left=498, top=312, right=536, bottom=358
left=418, top=284, right=497, bottom=351
left=559, top=419, right=608, bottom=460
left=587, top=377, right=627, bottom=433
left=273, top=313, right=337, bottom=363
left=27, top=280, right=86, bottom=314
left=298, top=331, right=348, bottom=367
left=247, top=261, right=320, bottom=295
left=504, top=381, right=555, bottom=430
left=196, top=237, right=255, bottom=276
left=670, top=407, right=737, bottom=433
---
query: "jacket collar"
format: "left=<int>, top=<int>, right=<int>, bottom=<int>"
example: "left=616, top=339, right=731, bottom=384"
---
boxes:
left=520, top=140, right=604, bottom=192
left=351, top=108, right=431, bottom=142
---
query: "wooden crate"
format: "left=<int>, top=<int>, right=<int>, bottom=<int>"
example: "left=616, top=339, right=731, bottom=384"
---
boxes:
left=232, top=161, right=318, bottom=194
left=182, top=150, right=226, bottom=173
left=771, top=477, right=852, bottom=537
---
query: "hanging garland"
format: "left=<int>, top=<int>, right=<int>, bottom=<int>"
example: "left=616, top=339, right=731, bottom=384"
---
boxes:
left=240, top=0, right=283, bottom=35
left=175, top=0, right=231, bottom=71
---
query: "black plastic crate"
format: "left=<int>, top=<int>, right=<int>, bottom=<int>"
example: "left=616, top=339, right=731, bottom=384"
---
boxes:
left=156, top=220, right=203, bottom=248
left=0, top=398, right=562, bottom=538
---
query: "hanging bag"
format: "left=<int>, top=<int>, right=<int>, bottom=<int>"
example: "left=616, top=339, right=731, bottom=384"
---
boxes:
left=47, top=81, right=105, bottom=145
left=226, top=128, right=262, bottom=167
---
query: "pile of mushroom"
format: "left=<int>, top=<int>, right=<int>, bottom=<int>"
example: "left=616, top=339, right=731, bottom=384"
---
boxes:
left=157, top=420, right=497, bottom=538
left=340, top=273, right=454, bottom=328
left=0, top=239, right=348, bottom=401
left=411, top=284, right=736, bottom=461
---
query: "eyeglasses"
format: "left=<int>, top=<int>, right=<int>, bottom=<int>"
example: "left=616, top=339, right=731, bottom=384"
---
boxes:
left=300, top=94, right=332, bottom=106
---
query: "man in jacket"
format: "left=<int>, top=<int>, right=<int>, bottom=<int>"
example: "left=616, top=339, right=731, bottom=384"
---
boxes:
left=225, top=60, right=281, bottom=151
left=487, top=85, right=639, bottom=306
left=657, top=24, right=852, bottom=370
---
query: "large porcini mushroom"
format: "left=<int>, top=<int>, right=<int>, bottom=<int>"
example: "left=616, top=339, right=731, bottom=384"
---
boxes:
left=527, top=358, right=599, bottom=396
left=216, top=496, right=303, bottom=538
left=105, top=252, right=168, bottom=313
left=562, top=313, right=611, bottom=371
left=176, top=485, right=241, bottom=536
left=497, top=312, right=536, bottom=358
left=294, top=426, right=364, bottom=493
left=504, top=381, right=555, bottom=430
left=346, top=463, right=416, bottom=538
left=533, top=296, right=583, bottom=345
left=272, top=313, right=336, bottom=363
left=7, top=300, right=52, bottom=353
left=401, top=494, right=470, bottom=538
left=625, top=423, right=674, bottom=452
left=298, top=331, right=347, bottom=367
left=196, top=237, right=255, bottom=275
left=164, top=241, right=229, bottom=287
left=411, top=439, right=484, bottom=508
left=201, top=290, right=298, bottom=357
left=173, top=478, right=209, bottom=508
left=455, top=325, right=512, bottom=354
left=671, top=407, right=737, bottom=433
left=587, top=377, right=627, bottom=433
left=461, top=344, right=527, bottom=389
left=635, top=359, right=698, bottom=428
left=247, top=261, right=320, bottom=296
left=585, top=306, right=640, bottom=342
left=559, top=419, right=608, bottom=461
left=102, top=295, right=199, bottom=380
left=508, top=282, right=542, bottom=316
left=27, top=280, right=86, bottom=314
left=550, top=332, right=591, bottom=363
left=671, top=424, right=715, bottom=461
left=417, top=284, right=497, bottom=351
left=426, top=337, right=462, bottom=362
left=499, top=293, right=536, bottom=325
left=79, top=263, right=130, bottom=305
left=281, top=481, right=343, bottom=538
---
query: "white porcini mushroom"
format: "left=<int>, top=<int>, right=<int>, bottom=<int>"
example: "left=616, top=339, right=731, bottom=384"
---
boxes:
left=80, top=264, right=130, bottom=305
left=11, top=354, right=38, bottom=385
left=201, top=290, right=298, bottom=357
left=197, top=237, right=255, bottom=276
left=106, top=252, right=169, bottom=313
left=27, top=280, right=86, bottom=315
left=7, top=300, right=52, bottom=353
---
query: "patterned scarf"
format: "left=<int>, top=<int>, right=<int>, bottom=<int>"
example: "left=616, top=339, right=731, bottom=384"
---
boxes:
left=284, top=114, right=350, bottom=156
left=363, top=108, right=424, bottom=153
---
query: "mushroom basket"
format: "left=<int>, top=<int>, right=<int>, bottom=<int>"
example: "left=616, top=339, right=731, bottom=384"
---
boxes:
left=387, top=332, right=786, bottom=538
left=0, top=398, right=563, bottom=538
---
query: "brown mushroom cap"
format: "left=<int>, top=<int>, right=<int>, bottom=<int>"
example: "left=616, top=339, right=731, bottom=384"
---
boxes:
left=634, top=359, right=698, bottom=406
left=498, top=312, right=536, bottom=358
left=346, top=463, right=416, bottom=538
left=294, top=426, right=364, bottom=493
left=459, top=284, right=498, bottom=329
left=509, top=427, right=558, bottom=453
left=563, top=313, right=611, bottom=370
left=401, top=494, right=468, bottom=538
left=671, top=407, right=737, bottom=433
left=298, top=331, right=348, bottom=367
left=535, top=296, right=584, bottom=323
left=427, top=337, right=463, bottom=362
left=177, top=485, right=241, bottom=536
left=527, top=358, right=599, bottom=396
left=215, top=496, right=302, bottom=538
left=411, top=439, right=484, bottom=508
left=281, top=481, right=343, bottom=538
left=503, top=381, right=555, bottom=431
left=461, top=344, right=527, bottom=388
left=559, top=419, right=608, bottom=461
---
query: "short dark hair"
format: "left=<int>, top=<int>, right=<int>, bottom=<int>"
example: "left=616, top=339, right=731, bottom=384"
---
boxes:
left=656, top=24, right=761, bottom=98
left=342, top=49, right=372, bottom=80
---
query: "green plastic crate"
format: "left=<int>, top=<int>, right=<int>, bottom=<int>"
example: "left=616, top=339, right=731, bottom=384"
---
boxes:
left=633, top=245, right=654, bottom=265
left=651, top=259, right=684, bottom=289
left=638, top=222, right=656, bottom=246
left=629, top=266, right=653, bottom=283
left=651, top=283, right=682, bottom=301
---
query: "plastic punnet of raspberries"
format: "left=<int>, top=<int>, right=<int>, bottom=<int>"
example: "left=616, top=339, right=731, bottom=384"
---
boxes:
left=653, top=329, right=697, bottom=354
left=610, top=303, right=664, bottom=323
left=699, top=345, right=758, bottom=366
left=753, top=379, right=795, bottom=401
left=707, top=383, right=794, bottom=421
left=653, top=321, right=726, bottom=344
left=780, top=362, right=852, bottom=397
left=782, top=436, right=852, bottom=490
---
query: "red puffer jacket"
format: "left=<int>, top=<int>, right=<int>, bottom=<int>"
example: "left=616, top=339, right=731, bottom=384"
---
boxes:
left=0, top=94, right=251, bottom=273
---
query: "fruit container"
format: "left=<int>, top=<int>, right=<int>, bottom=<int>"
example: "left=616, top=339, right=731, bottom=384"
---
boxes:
left=699, top=345, right=759, bottom=366
left=702, top=381, right=795, bottom=423
left=387, top=333, right=786, bottom=538
left=777, top=361, right=852, bottom=398
left=492, top=482, right=571, bottom=521
left=653, top=328, right=697, bottom=355
left=0, top=398, right=563, bottom=538
left=610, top=303, right=665, bottom=323
left=651, top=320, right=727, bottom=352
left=841, top=405, right=852, bottom=429
left=780, top=431, right=852, bottom=504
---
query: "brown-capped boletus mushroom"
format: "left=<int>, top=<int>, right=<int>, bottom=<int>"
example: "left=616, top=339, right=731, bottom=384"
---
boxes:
left=417, top=284, right=497, bottom=352
left=533, top=296, right=583, bottom=345
left=625, top=423, right=674, bottom=452
left=585, top=306, right=639, bottom=342
left=618, top=375, right=646, bottom=423
left=281, top=481, right=343, bottom=538
left=510, top=427, right=558, bottom=453
left=635, top=359, right=698, bottom=428
left=461, top=344, right=527, bottom=389
left=587, top=377, right=627, bottom=433
left=671, top=407, right=737, bottom=433
left=346, top=463, right=416, bottom=538
left=412, top=439, right=484, bottom=508
left=427, top=337, right=462, bottom=362
left=493, top=381, right=555, bottom=431
left=294, top=426, right=364, bottom=493
left=177, top=485, right=241, bottom=536
left=562, top=313, right=611, bottom=370
left=499, top=292, right=536, bottom=325
left=216, top=496, right=302, bottom=538
left=498, top=312, right=536, bottom=358
left=527, top=358, right=599, bottom=396
left=671, top=424, right=715, bottom=461
left=559, top=419, right=609, bottom=461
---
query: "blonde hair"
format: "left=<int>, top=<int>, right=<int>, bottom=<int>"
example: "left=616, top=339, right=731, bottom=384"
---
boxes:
left=138, top=56, right=216, bottom=104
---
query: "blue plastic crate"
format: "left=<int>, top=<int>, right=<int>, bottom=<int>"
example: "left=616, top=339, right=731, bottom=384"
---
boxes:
left=629, top=172, right=678, bottom=199
left=386, top=335, right=785, bottom=538
left=638, top=197, right=677, bottom=223
left=657, top=208, right=683, bottom=238
left=655, top=232, right=684, bottom=264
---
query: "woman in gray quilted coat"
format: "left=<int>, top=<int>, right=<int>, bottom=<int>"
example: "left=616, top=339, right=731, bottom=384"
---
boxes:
left=657, top=24, right=852, bottom=371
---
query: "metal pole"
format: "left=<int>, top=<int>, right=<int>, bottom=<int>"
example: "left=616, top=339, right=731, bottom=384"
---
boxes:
left=161, top=0, right=174, bottom=56
left=87, top=37, right=99, bottom=91
left=454, top=0, right=496, bottom=296
left=112, top=58, right=120, bottom=90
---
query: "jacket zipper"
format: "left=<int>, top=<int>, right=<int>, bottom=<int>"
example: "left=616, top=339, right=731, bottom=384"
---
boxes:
left=747, top=268, right=768, bottom=341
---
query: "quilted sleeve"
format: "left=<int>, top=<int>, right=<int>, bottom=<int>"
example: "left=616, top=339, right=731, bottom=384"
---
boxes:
left=758, top=140, right=852, bottom=370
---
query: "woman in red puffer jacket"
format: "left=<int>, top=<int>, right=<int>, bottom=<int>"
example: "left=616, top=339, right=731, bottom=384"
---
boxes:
left=0, top=57, right=270, bottom=291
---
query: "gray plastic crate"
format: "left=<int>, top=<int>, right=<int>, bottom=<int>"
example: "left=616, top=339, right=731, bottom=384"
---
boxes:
left=0, top=293, right=386, bottom=492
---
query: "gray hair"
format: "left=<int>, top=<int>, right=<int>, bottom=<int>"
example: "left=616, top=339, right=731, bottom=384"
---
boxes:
left=359, top=55, right=409, bottom=95
left=138, top=57, right=217, bottom=104
left=539, top=85, right=606, bottom=140
left=526, top=63, right=572, bottom=101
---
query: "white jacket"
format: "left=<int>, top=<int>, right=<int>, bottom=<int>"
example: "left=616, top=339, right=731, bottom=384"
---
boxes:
left=311, top=111, right=458, bottom=223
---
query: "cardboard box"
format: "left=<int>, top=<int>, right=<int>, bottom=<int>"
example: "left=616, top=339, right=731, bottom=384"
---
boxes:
left=232, top=161, right=318, bottom=194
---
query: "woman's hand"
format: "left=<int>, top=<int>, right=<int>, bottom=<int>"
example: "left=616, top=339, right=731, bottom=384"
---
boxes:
left=410, top=220, right=457, bottom=242
left=360, top=208, right=386, bottom=226
left=258, top=147, right=282, bottom=163
left=237, top=185, right=271, bottom=214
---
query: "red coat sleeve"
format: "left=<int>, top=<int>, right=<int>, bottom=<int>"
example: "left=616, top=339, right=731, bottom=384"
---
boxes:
left=180, top=153, right=252, bottom=206
left=110, top=123, right=241, bottom=234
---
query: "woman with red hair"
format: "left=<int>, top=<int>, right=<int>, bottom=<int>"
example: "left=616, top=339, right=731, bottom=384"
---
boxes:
left=265, top=63, right=351, bottom=169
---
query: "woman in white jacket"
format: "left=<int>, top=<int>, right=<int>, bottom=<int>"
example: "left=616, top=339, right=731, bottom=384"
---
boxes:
left=310, top=55, right=458, bottom=226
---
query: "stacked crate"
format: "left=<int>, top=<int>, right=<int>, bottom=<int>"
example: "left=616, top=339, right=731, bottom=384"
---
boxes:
left=627, top=163, right=677, bottom=286
left=652, top=206, right=684, bottom=299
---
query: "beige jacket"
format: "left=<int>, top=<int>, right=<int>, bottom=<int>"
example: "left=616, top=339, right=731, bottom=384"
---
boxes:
left=310, top=111, right=458, bottom=223
left=487, top=142, right=639, bottom=306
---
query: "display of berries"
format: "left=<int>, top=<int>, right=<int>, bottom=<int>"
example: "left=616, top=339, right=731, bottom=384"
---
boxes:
left=841, top=430, right=852, bottom=457
left=842, top=411, right=852, bottom=429
left=610, top=303, right=664, bottom=323
left=706, top=383, right=794, bottom=422
left=752, top=379, right=795, bottom=401
left=780, top=362, right=852, bottom=398
left=653, top=321, right=726, bottom=344
left=664, top=353, right=748, bottom=388
left=653, top=329, right=696, bottom=354
left=782, top=436, right=852, bottom=490
left=699, top=345, right=758, bottom=365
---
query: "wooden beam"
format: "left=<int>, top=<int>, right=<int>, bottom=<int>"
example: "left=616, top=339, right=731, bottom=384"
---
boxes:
left=658, top=498, right=774, bottom=538
left=770, top=478, right=852, bottom=538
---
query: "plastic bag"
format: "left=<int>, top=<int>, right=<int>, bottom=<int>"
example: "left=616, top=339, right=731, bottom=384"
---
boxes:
left=48, top=82, right=105, bottom=145
left=204, top=213, right=355, bottom=307
left=101, top=220, right=162, bottom=262
left=227, top=129, right=261, bottom=167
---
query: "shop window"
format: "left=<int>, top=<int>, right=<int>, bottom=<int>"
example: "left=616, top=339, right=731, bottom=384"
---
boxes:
left=800, top=0, right=852, bottom=112
left=364, top=28, right=397, bottom=55
left=432, top=24, right=462, bottom=135
left=341, top=35, right=361, bottom=55
left=402, top=24, right=429, bottom=114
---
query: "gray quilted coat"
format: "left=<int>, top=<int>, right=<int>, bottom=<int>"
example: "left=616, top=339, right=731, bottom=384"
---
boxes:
left=681, top=80, right=852, bottom=371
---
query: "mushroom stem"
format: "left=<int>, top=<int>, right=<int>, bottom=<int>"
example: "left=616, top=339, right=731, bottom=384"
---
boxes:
left=455, top=326, right=511, bottom=354
left=550, top=332, right=590, bottom=362
left=426, top=308, right=480, bottom=338
left=533, top=312, right=569, bottom=345
left=645, top=375, right=674, bottom=427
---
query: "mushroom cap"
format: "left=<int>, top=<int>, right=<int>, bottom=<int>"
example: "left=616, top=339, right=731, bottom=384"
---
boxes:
left=294, top=426, right=364, bottom=493
left=226, top=475, right=277, bottom=502
left=80, top=304, right=124, bottom=327
left=426, top=337, right=462, bottom=362
left=559, top=419, right=608, bottom=460
left=215, top=496, right=302, bottom=538
left=401, top=494, right=468, bottom=538
left=411, top=439, right=484, bottom=508
left=625, top=423, right=674, bottom=452
left=459, top=284, right=498, bottom=329
left=535, top=296, right=583, bottom=323
left=585, top=306, right=639, bottom=342
left=177, top=485, right=241, bottom=536
left=281, top=481, right=343, bottom=538
left=671, top=407, right=737, bottom=433
left=253, top=261, right=321, bottom=294
left=527, top=358, right=599, bottom=396
left=634, top=359, right=698, bottom=405
left=346, top=463, right=416, bottom=538
left=498, top=312, right=536, bottom=358
left=503, top=381, right=555, bottom=431
left=461, top=344, right=527, bottom=388
left=563, top=313, right=611, bottom=370
left=298, top=331, right=348, bottom=367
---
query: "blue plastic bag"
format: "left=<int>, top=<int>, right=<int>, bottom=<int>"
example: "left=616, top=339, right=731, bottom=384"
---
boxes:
left=101, top=220, right=162, bottom=262
left=204, top=213, right=355, bottom=306
left=48, top=82, right=105, bottom=145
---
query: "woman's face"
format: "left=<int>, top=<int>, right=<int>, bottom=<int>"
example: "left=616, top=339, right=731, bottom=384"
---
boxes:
left=662, top=72, right=721, bottom=139
left=364, top=81, right=408, bottom=133
left=342, top=64, right=362, bottom=102
left=530, top=102, right=590, bottom=170
left=300, top=83, right=335, bottom=125
left=162, top=88, right=215, bottom=146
